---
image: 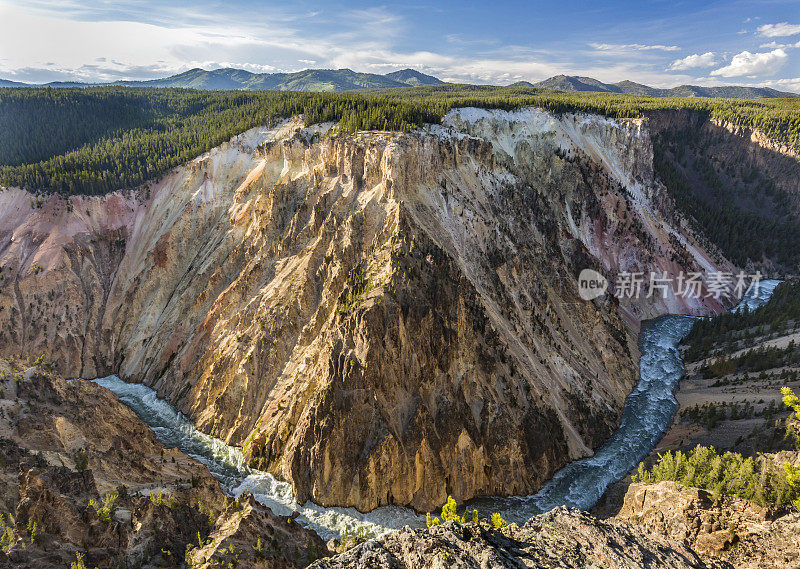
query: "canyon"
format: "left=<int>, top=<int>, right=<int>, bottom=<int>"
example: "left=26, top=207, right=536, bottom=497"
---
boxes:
left=5, top=355, right=798, bottom=568
left=0, top=106, right=780, bottom=518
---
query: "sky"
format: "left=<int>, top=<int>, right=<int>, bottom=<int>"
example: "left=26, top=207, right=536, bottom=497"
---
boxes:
left=1, top=0, right=799, bottom=91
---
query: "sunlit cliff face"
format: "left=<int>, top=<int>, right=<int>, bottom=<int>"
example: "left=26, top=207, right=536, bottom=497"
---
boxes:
left=0, top=108, right=734, bottom=511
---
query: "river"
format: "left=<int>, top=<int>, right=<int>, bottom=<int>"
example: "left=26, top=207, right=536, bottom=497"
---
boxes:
left=94, top=279, right=781, bottom=539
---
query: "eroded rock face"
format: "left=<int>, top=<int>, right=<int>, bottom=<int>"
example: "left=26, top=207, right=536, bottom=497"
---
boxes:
left=618, top=481, right=800, bottom=568
left=0, top=358, right=325, bottom=569
left=310, top=507, right=726, bottom=569
left=0, top=357, right=209, bottom=497
left=0, top=110, right=732, bottom=511
left=646, top=109, right=800, bottom=201
left=187, top=493, right=328, bottom=569
left=11, top=467, right=124, bottom=564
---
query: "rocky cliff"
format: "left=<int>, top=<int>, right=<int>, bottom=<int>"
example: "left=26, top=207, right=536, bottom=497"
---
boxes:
left=310, top=507, right=725, bottom=569
left=644, top=109, right=800, bottom=272
left=315, top=477, right=800, bottom=569
left=0, top=357, right=326, bottom=569
left=618, top=480, right=800, bottom=568
left=0, top=108, right=731, bottom=512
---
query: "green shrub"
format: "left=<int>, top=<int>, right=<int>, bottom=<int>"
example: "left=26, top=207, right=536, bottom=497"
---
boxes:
left=25, top=518, right=40, bottom=545
left=252, top=537, right=264, bottom=557
left=426, top=496, right=508, bottom=529
left=89, top=490, right=118, bottom=523
left=426, top=496, right=467, bottom=527
left=338, top=526, right=372, bottom=551
left=782, top=387, right=800, bottom=421
left=425, top=512, right=440, bottom=527
left=149, top=489, right=177, bottom=509
left=0, top=514, right=16, bottom=553
left=69, top=552, right=91, bottom=569
left=490, top=513, right=508, bottom=529
left=633, top=445, right=799, bottom=509
left=784, top=463, right=800, bottom=510
left=440, top=496, right=466, bottom=523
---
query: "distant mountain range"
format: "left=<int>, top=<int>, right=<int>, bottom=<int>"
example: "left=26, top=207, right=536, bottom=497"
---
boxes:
left=116, top=67, right=446, bottom=91
left=0, top=68, right=444, bottom=92
left=515, top=74, right=798, bottom=99
left=1, top=68, right=796, bottom=98
left=0, top=78, right=89, bottom=88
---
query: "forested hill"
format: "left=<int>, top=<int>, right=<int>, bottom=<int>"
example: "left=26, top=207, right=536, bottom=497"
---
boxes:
left=532, top=74, right=799, bottom=99
left=681, top=280, right=800, bottom=361
left=2, top=68, right=795, bottom=99
left=1, top=85, right=798, bottom=198
left=115, top=67, right=444, bottom=91
left=1, top=68, right=445, bottom=92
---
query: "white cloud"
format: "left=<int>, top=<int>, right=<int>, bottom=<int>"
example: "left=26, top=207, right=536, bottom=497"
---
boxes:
left=756, top=77, right=800, bottom=92
left=711, top=49, right=788, bottom=77
left=589, top=43, right=680, bottom=52
left=0, top=2, right=343, bottom=82
left=667, top=52, right=717, bottom=71
left=757, top=22, right=800, bottom=37
left=760, top=40, right=800, bottom=49
left=1, top=0, right=796, bottom=92
left=209, top=62, right=277, bottom=73
left=690, top=75, right=800, bottom=94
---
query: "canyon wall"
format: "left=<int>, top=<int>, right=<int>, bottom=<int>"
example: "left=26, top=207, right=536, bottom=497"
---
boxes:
left=0, top=109, right=733, bottom=511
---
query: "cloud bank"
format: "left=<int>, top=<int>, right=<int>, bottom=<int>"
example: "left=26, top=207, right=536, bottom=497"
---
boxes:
left=711, top=49, right=788, bottom=77
left=757, top=22, right=800, bottom=38
left=667, top=52, right=717, bottom=71
left=1, top=1, right=798, bottom=92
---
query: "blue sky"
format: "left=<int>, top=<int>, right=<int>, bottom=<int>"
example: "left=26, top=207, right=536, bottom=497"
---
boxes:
left=1, top=0, right=799, bottom=91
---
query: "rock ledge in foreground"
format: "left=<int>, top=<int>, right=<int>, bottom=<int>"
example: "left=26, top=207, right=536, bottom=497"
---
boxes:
left=311, top=506, right=728, bottom=569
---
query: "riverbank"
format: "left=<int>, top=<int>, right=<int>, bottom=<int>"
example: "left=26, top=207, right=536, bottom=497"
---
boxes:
left=656, top=281, right=800, bottom=456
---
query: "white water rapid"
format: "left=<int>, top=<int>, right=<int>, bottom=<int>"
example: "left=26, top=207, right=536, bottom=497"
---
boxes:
left=94, top=280, right=781, bottom=537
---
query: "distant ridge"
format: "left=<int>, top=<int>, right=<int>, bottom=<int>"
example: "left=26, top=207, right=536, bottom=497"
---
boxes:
left=115, top=68, right=418, bottom=91
left=535, top=75, right=619, bottom=93
left=1, top=69, right=797, bottom=98
left=528, top=74, right=798, bottom=99
left=0, top=67, right=445, bottom=92
left=0, top=79, right=29, bottom=88
left=384, top=69, right=444, bottom=86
